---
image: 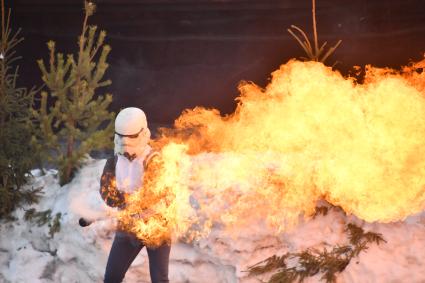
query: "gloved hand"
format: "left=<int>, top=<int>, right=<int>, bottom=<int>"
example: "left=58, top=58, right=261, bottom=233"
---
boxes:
left=117, top=192, right=130, bottom=210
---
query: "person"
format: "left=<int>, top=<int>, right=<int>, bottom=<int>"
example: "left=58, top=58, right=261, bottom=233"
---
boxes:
left=100, top=107, right=171, bottom=283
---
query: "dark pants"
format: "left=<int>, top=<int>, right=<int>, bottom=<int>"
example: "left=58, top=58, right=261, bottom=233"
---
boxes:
left=104, top=231, right=171, bottom=283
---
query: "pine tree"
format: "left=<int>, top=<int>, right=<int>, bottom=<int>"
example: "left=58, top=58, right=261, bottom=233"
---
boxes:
left=0, top=0, right=40, bottom=219
left=32, top=1, right=115, bottom=185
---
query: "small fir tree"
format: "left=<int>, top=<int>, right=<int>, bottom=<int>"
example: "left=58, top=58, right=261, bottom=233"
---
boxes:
left=33, top=1, right=115, bottom=185
left=0, top=0, right=40, bottom=219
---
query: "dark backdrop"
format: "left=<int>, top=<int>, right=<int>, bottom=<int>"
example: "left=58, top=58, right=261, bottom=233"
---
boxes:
left=11, top=0, right=425, bottom=124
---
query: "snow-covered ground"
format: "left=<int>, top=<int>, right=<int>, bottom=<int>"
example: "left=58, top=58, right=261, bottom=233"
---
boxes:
left=1, top=157, right=425, bottom=283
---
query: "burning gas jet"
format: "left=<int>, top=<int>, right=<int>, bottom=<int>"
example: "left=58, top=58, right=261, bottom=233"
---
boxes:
left=99, top=58, right=425, bottom=247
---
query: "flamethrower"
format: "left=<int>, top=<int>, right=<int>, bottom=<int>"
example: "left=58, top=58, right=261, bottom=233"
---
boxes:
left=78, top=209, right=158, bottom=227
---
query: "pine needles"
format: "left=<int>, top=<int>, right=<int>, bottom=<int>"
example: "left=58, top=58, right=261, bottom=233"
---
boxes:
left=24, top=208, right=62, bottom=238
left=247, top=223, right=386, bottom=283
left=346, top=223, right=386, bottom=248
left=0, top=0, right=39, bottom=219
left=287, top=0, right=341, bottom=65
left=312, top=204, right=345, bottom=219
left=32, top=1, right=115, bottom=185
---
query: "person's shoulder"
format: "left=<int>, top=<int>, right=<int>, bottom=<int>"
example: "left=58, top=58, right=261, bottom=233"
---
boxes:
left=105, top=154, right=118, bottom=163
left=148, top=150, right=160, bottom=160
left=104, top=155, right=118, bottom=169
left=143, top=147, right=160, bottom=169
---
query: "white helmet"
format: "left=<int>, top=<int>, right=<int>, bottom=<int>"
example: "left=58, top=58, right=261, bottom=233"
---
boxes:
left=114, top=107, right=151, bottom=157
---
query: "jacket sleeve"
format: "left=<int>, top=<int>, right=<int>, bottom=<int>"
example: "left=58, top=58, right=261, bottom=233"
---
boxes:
left=99, top=157, right=127, bottom=209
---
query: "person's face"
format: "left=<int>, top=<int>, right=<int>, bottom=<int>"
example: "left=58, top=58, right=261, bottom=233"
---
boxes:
left=116, top=129, right=143, bottom=149
left=114, top=127, right=149, bottom=155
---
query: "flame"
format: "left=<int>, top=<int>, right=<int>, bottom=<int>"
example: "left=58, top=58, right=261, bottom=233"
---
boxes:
left=118, top=58, right=425, bottom=247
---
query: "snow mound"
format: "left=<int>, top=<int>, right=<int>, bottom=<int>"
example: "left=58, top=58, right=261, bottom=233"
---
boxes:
left=1, top=157, right=425, bottom=282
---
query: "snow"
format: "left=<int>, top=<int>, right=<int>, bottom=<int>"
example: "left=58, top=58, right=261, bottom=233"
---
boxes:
left=1, top=157, right=425, bottom=283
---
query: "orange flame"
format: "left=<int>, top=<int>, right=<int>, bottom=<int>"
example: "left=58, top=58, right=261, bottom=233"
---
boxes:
left=118, top=58, right=425, bottom=247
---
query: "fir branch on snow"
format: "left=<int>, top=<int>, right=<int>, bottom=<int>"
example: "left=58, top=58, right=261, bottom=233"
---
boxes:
left=312, top=206, right=329, bottom=217
left=346, top=223, right=386, bottom=246
left=248, top=254, right=290, bottom=276
left=48, top=212, right=62, bottom=238
left=313, top=203, right=345, bottom=219
left=24, top=208, right=62, bottom=238
left=247, top=223, right=386, bottom=283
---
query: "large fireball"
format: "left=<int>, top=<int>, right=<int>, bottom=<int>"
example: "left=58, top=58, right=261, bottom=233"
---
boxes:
left=119, top=59, right=425, bottom=247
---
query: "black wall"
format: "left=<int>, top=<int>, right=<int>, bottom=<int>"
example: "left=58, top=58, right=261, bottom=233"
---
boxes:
left=11, top=0, right=425, bottom=123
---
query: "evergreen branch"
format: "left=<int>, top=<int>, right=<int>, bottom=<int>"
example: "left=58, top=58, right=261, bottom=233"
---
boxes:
left=248, top=254, right=290, bottom=275
left=1, top=0, right=4, bottom=38
left=0, top=0, right=39, bottom=219
left=97, top=79, right=112, bottom=88
left=78, top=11, right=89, bottom=65
left=47, top=41, right=56, bottom=74
left=5, top=9, right=10, bottom=37
left=287, top=0, right=341, bottom=65
left=90, top=30, right=106, bottom=60
left=287, top=27, right=313, bottom=60
left=247, top=223, right=386, bottom=283
left=289, top=25, right=313, bottom=57
left=363, top=231, right=387, bottom=245
left=320, top=40, right=342, bottom=63
left=313, top=206, right=329, bottom=218
left=24, top=208, right=62, bottom=238
left=312, top=0, right=319, bottom=54
left=6, top=50, right=21, bottom=63
left=316, top=41, right=327, bottom=59
left=86, top=25, right=97, bottom=55
left=346, top=223, right=364, bottom=245
left=84, top=1, right=96, bottom=17
left=92, top=45, right=111, bottom=86
left=5, top=28, right=23, bottom=51
left=269, top=268, right=299, bottom=283
left=37, top=59, right=49, bottom=82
